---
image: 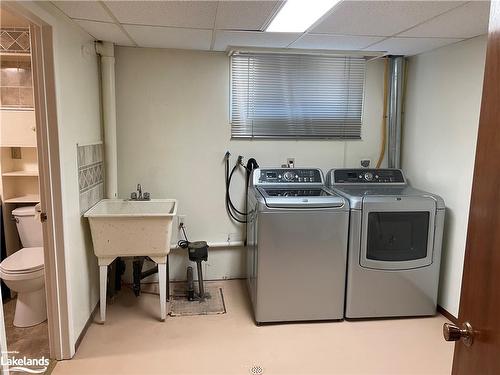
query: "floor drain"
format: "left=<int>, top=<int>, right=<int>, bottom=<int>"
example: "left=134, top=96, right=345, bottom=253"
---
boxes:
left=250, top=365, right=264, bottom=374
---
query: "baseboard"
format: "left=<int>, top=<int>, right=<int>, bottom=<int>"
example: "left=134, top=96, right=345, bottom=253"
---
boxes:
left=75, top=302, right=99, bottom=352
left=437, top=305, right=458, bottom=324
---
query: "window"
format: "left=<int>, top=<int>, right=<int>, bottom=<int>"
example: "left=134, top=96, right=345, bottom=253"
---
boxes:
left=230, top=53, right=366, bottom=139
left=366, top=212, right=430, bottom=262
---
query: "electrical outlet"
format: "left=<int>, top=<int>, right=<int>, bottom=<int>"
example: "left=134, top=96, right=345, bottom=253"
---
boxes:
left=11, top=147, right=21, bottom=159
left=177, top=215, right=187, bottom=230
left=360, top=159, right=371, bottom=168
left=228, top=232, right=242, bottom=242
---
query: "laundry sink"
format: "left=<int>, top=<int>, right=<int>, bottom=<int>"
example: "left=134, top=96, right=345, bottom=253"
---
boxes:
left=85, top=199, right=177, bottom=259
left=84, top=198, right=177, bottom=322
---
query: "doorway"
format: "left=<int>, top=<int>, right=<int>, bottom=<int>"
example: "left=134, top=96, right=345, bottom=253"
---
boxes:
left=0, top=6, right=51, bottom=364
left=0, top=4, right=72, bottom=362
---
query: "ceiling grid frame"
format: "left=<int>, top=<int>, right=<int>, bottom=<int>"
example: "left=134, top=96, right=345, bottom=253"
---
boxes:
left=50, top=0, right=490, bottom=56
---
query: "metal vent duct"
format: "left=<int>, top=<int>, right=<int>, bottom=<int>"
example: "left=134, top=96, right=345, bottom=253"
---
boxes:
left=387, top=56, right=406, bottom=169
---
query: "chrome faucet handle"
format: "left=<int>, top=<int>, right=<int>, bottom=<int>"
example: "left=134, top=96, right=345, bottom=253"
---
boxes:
left=130, top=192, right=137, bottom=200
left=137, top=183, right=143, bottom=199
left=143, top=192, right=151, bottom=201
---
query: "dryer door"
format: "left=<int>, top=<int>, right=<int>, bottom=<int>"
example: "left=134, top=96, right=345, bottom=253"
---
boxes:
left=360, top=196, right=436, bottom=270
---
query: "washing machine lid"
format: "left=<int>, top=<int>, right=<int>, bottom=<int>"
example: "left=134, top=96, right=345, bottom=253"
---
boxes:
left=257, top=187, right=346, bottom=208
left=12, top=205, right=37, bottom=217
left=0, top=247, right=44, bottom=273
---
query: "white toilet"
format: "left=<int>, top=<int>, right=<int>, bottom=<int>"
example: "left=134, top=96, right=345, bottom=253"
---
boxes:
left=0, top=206, right=46, bottom=327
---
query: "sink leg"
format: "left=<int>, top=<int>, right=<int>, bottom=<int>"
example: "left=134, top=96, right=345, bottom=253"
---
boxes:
left=158, top=263, right=167, bottom=321
left=100, top=265, right=108, bottom=323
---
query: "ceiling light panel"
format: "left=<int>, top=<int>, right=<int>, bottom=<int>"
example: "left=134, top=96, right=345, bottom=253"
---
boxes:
left=266, top=0, right=341, bottom=33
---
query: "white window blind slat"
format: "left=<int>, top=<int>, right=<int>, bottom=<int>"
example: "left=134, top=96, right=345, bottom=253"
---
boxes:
left=231, top=53, right=366, bottom=139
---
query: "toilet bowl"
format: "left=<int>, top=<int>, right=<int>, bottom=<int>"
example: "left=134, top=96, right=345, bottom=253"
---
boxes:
left=0, top=206, right=46, bottom=327
left=0, top=247, right=46, bottom=327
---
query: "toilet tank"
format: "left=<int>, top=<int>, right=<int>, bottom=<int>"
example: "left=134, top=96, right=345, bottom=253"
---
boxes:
left=12, top=206, right=43, bottom=248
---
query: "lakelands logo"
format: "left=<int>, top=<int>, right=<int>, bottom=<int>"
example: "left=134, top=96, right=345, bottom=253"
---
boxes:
left=1, top=351, right=49, bottom=374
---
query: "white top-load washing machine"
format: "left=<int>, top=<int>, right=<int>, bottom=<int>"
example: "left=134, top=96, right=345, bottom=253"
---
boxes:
left=246, top=168, right=349, bottom=323
left=326, top=168, right=445, bottom=319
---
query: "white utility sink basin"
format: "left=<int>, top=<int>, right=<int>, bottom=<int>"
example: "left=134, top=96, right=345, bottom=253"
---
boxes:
left=84, top=199, right=177, bottom=322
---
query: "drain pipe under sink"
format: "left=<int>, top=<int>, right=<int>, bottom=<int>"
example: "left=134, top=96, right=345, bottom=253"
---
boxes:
left=95, top=41, right=118, bottom=199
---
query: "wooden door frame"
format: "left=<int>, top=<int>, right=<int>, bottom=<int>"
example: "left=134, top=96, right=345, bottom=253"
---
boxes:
left=451, top=1, right=500, bottom=372
left=2, top=3, right=73, bottom=360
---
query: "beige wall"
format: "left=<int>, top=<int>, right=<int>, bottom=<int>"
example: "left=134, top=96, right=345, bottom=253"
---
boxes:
left=18, top=2, right=102, bottom=354
left=115, top=47, right=386, bottom=280
left=402, top=36, right=487, bottom=317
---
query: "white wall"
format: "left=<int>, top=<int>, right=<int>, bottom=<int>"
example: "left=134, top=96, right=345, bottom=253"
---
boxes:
left=402, top=36, right=487, bottom=317
left=115, top=47, right=386, bottom=280
left=17, top=2, right=102, bottom=354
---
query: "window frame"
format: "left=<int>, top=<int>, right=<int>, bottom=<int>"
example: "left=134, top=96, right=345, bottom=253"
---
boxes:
left=229, top=52, right=367, bottom=140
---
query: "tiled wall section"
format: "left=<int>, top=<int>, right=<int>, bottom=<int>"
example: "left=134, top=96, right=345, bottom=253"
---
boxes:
left=78, top=143, right=104, bottom=214
left=0, top=60, right=33, bottom=108
left=0, top=28, right=31, bottom=54
left=0, top=28, right=33, bottom=108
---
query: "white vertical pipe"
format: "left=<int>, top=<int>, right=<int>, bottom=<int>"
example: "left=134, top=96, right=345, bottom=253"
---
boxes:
left=95, top=42, right=118, bottom=198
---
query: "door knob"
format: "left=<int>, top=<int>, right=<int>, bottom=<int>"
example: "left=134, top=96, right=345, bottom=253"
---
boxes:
left=443, top=322, right=474, bottom=347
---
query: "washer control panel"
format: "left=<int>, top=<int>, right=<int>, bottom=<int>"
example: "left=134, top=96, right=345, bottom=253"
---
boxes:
left=333, top=169, right=405, bottom=184
left=257, top=169, right=323, bottom=184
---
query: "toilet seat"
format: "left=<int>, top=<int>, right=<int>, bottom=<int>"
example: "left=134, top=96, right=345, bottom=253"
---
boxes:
left=0, top=247, right=44, bottom=275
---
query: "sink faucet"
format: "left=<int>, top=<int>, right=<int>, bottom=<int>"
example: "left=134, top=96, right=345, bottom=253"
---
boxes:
left=130, top=184, right=151, bottom=201
left=137, top=184, right=142, bottom=200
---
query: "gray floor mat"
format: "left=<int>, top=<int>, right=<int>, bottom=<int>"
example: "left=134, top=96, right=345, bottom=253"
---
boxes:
left=169, top=286, right=226, bottom=317
left=140, top=283, right=227, bottom=317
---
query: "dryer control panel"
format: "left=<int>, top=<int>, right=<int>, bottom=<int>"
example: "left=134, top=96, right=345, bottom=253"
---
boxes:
left=332, top=169, right=406, bottom=184
left=256, top=168, right=323, bottom=184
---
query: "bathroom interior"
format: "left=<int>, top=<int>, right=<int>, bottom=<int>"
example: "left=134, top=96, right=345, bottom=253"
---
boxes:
left=0, top=7, right=50, bottom=361
left=0, top=1, right=499, bottom=374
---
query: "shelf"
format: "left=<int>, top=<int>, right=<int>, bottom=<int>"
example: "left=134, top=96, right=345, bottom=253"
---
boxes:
left=2, top=171, right=38, bottom=177
left=0, top=145, right=37, bottom=148
left=0, top=52, right=31, bottom=62
left=0, top=107, right=35, bottom=112
left=3, top=195, right=40, bottom=204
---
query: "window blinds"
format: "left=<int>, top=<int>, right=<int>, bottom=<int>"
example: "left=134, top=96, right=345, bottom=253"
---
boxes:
left=230, top=53, right=366, bottom=139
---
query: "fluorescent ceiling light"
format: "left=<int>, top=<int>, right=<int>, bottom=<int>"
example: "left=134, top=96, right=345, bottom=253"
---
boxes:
left=266, top=0, right=340, bottom=33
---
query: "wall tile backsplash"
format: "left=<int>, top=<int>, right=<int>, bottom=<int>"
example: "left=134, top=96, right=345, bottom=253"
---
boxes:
left=0, top=28, right=33, bottom=109
left=78, top=143, right=104, bottom=214
left=0, top=28, right=31, bottom=54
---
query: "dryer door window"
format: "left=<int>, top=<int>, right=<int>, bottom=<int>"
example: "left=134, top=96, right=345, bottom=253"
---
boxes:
left=360, top=196, right=436, bottom=270
left=366, top=212, right=429, bottom=262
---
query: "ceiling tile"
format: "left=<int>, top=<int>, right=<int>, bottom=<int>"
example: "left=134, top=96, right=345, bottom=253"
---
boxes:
left=364, top=36, right=463, bottom=56
left=215, top=1, right=283, bottom=31
left=399, top=1, right=490, bottom=38
left=104, top=1, right=218, bottom=29
left=290, top=34, right=385, bottom=50
left=52, top=1, right=113, bottom=23
left=75, top=20, right=134, bottom=46
left=213, top=31, right=300, bottom=51
left=312, top=1, right=465, bottom=37
left=123, top=24, right=212, bottom=50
